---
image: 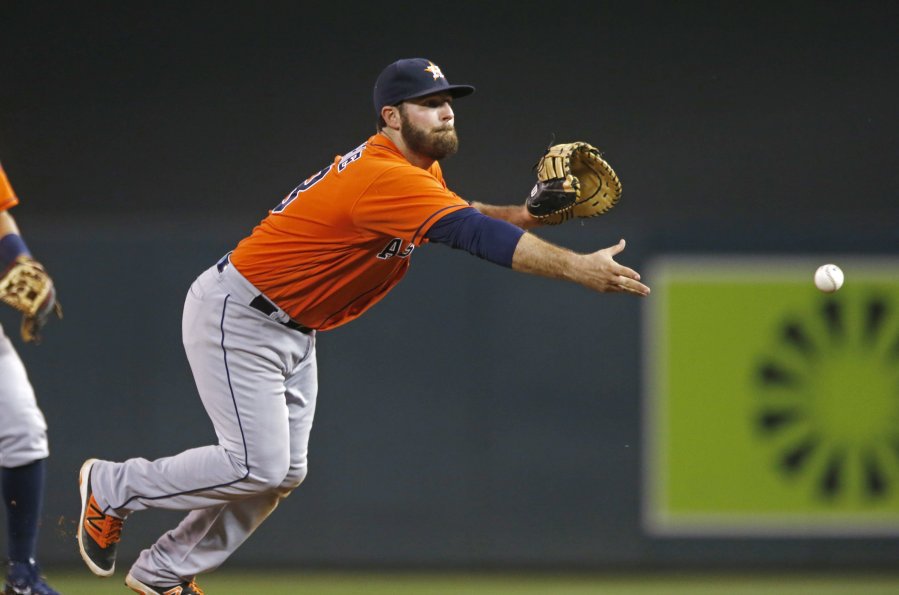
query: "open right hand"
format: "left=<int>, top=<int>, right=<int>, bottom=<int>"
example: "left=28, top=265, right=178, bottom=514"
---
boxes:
left=573, top=239, right=650, bottom=296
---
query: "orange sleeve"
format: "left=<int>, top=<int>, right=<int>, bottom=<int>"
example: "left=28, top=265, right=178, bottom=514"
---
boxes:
left=0, top=163, right=19, bottom=212
left=351, top=164, right=468, bottom=244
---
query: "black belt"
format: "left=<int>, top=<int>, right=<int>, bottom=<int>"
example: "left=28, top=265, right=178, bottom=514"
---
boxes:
left=216, top=254, right=230, bottom=273
left=248, top=295, right=313, bottom=334
left=216, top=254, right=313, bottom=334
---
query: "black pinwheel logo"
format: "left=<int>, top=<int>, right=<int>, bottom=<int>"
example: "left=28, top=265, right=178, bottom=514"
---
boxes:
left=754, top=294, right=899, bottom=503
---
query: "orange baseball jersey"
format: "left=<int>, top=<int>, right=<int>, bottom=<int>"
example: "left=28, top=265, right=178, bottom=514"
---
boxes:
left=230, top=134, right=470, bottom=331
left=0, top=162, right=19, bottom=212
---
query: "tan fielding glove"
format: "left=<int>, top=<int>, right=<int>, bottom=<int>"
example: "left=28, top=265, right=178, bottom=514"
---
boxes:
left=525, top=141, right=622, bottom=225
left=0, top=256, right=63, bottom=343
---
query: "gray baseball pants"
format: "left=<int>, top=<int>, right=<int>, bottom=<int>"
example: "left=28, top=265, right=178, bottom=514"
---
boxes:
left=89, top=260, right=318, bottom=585
left=0, top=324, right=49, bottom=468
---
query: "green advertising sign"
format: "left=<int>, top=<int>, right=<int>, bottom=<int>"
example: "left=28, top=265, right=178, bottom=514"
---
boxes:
left=643, top=257, right=899, bottom=536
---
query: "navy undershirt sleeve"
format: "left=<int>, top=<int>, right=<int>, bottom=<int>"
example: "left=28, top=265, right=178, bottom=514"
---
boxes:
left=0, top=233, right=30, bottom=271
left=425, top=207, right=525, bottom=268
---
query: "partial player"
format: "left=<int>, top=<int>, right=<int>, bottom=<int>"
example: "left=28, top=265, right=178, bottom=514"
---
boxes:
left=0, top=161, right=62, bottom=595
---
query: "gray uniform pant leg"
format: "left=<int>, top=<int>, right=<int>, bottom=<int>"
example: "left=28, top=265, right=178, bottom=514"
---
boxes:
left=130, top=344, right=318, bottom=585
left=0, top=324, right=49, bottom=468
left=90, top=265, right=318, bottom=584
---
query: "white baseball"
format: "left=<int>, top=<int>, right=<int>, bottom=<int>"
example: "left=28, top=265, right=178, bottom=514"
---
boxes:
left=814, top=264, right=844, bottom=293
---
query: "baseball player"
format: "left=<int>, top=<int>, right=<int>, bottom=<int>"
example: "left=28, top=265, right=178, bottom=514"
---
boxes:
left=77, top=58, right=650, bottom=594
left=0, top=162, right=60, bottom=595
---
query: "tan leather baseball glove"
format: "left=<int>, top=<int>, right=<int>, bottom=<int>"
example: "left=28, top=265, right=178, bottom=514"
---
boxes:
left=0, top=256, right=63, bottom=343
left=525, top=141, right=622, bottom=225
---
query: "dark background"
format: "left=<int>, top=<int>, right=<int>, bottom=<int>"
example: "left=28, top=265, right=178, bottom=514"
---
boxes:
left=1, top=0, right=897, bottom=570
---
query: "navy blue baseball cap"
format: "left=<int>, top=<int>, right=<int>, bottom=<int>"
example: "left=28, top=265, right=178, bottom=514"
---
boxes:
left=373, top=58, right=475, bottom=114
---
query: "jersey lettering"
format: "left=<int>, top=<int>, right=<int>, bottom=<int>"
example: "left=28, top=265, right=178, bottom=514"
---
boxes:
left=338, top=143, right=366, bottom=172
left=272, top=165, right=332, bottom=213
left=273, top=143, right=368, bottom=213
left=377, top=238, right=415, bottom=260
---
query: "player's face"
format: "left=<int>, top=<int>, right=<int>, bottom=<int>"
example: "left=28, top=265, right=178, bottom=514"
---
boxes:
left=399, top=93, right=458, bottom=160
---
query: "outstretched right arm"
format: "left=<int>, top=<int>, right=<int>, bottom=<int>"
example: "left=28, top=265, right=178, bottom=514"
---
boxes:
left=512, top=234, right=650, bottom=296
left=425, top=207, right=650, bottom=296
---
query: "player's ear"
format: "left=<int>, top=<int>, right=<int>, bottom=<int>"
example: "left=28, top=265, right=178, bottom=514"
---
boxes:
left=381, top=105, right=402, bottom=131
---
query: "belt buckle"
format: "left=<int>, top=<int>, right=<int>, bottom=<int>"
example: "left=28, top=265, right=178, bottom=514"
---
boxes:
left=269, top=309, right=291, bottom=325
left=216, top=253, right=231, bottom=272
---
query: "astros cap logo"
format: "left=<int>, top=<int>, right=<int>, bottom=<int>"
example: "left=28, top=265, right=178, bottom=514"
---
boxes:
left=373, top=58, right=475, bottom=114
left=424, top=61, right=445, bottom=80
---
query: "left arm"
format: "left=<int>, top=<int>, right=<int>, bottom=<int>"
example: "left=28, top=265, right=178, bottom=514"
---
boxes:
left=468, top=201, right=542, bottom=230
left=0, top=210, right=29, bottom=268
left=0, top=209, right=21, bottom=238
left=0, top=208, right=63, bottom=343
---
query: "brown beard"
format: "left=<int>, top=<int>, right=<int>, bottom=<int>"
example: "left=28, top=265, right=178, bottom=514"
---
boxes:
left=399, top=107, right=459, bottom=160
